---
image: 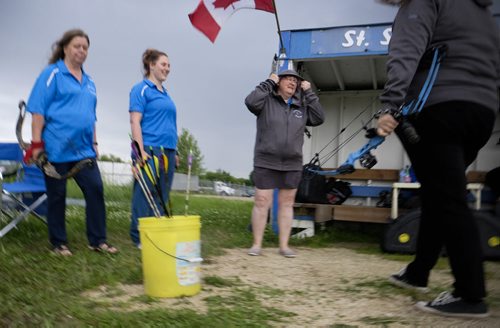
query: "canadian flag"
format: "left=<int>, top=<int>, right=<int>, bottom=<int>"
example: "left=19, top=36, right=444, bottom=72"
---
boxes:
left=188, top=0, right=275, bottom=43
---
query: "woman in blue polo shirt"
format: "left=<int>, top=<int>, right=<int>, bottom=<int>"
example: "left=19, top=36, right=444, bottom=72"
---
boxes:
left=129, top=48, right=178, bottom=248
left=26, top=29, right=117, bottom=256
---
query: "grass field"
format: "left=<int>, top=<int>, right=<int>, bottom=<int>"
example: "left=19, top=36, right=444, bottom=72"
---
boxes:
left=1, top=181, right=497, bottom=326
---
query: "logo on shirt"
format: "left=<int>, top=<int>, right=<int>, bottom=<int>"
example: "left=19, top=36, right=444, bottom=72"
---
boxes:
left=292, top=109, right=303, bottom=119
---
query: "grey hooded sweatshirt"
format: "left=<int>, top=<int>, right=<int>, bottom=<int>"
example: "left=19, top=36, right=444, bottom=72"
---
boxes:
left=245, top=79, right=325, bottom=171
left=380, top=0, right=500, bottom=113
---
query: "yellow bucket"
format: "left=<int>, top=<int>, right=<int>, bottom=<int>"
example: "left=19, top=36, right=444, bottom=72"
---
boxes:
left=138, top=215, right=202, bottom=298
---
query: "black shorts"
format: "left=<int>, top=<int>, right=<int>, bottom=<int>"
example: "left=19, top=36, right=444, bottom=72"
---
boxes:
left=252, top=167, right=302, bottom=189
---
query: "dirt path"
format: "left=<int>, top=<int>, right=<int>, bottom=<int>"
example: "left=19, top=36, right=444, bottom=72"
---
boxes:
left=86, top=246, right=500, bottom=327
left=205, top=247, right=500, bottom=327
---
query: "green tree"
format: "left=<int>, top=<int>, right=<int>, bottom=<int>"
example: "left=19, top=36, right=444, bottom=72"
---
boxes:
left=201, top=169, right=253, bottom=186
left=99, top=154, right=124, bottom=163
left=176, top=128, right=204, bottom=175
left=202, top=169, right=233, bottom=182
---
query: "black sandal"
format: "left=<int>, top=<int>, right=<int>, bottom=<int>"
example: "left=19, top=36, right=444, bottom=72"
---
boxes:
left=88, top=242, right=118, bottom=254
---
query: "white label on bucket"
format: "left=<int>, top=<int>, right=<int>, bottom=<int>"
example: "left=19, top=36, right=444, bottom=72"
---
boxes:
left=176, top=240, right=201, bottom=286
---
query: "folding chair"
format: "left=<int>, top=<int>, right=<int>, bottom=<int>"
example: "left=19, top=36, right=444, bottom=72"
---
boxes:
left=0, top=142, right=47, bottom=238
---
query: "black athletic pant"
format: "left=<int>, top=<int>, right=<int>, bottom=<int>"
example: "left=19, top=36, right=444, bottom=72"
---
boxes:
left=397, top=101, right=495, bottom=301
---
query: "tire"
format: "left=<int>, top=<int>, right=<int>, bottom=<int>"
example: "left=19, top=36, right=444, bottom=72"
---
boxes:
left=220, top=191, right=228, bottom=196
left=381, top=208, right=500, bottom=260
left=474, top=210, right=500, bottom=261
left=381, top=209, right=420, bottom=254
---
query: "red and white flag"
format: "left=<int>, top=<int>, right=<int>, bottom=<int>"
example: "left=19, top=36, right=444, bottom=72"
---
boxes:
left=188, top=0, right=275, bottom=43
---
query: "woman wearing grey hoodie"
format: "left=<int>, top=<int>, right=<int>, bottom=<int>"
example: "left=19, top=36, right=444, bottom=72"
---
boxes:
left=377, top=0, right=499, bottom=318
left=245, top=70, right=324, bottom=258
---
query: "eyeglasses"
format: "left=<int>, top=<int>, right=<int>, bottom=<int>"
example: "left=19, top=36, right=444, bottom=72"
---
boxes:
left=282, top=76, right=298, bottom=83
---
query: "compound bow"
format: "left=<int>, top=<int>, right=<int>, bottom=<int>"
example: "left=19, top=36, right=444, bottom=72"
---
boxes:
left=310, top=47, right=445, bottom=176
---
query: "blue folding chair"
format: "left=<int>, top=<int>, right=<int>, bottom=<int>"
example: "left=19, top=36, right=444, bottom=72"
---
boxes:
left=0, top=142, right=47, bottom=238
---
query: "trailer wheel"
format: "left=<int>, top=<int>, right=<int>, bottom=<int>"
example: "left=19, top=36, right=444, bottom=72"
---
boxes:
left=381, top=209, right=420, bottom=254
left=475, top=210, right=500, bottom=261
left=381, top=209, right=500, bottom=260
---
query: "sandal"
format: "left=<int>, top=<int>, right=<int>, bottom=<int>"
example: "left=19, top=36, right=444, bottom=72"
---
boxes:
left=279, top=248, right=297, bottom=258
left=53, top=245, right=73, bottom=256
left=88, top=242, right=118, bottom=254
left=247, top=246, right=262, bottom=256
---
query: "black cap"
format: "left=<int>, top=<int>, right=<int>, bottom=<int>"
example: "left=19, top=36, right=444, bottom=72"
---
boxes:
left=278, top=69, right=302, bottom=81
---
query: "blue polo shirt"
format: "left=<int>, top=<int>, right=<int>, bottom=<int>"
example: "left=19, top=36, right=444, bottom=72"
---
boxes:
left=27, top=59, right=97, bottom=162
left=129, top=79, right=177, bottom=149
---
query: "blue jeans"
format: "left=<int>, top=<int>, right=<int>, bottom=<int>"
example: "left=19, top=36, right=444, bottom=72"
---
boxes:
left=130, top=147, right=176, bottom=245
left=44, top=158, right=107, bottom=247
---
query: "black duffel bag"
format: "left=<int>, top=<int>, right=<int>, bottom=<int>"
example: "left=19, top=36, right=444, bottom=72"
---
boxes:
left=295, top=163, right=328, bottom=204
left=325, top=178, right=352, bottom=205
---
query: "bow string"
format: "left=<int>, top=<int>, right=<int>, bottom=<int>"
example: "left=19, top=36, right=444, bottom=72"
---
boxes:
left=310, top=47, right=445, bottom=177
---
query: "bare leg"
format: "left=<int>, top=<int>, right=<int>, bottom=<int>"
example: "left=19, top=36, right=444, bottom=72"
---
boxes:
left=250, top=188, right=273, bottom=249
left=278, top=188, right=297, bottom=251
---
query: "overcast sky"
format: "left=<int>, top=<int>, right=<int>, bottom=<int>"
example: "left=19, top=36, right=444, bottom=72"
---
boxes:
left=2, top=0, right=494, bottom=178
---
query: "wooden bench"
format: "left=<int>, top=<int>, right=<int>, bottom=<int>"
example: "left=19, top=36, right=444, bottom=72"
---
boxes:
left=466, top=171, right=487, bottom=183
left=294, top=203, right=395, bottom=223
left=291, top=169, right=488, bottom=237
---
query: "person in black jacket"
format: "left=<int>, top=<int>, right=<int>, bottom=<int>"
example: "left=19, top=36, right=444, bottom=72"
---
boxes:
left=245, top=69, right=324, bottom=258
left=377, top=0, right=500, bottom=318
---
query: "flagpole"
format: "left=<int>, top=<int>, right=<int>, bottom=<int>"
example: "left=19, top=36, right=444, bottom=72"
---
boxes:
left=271, top=0, right=285, bottom=55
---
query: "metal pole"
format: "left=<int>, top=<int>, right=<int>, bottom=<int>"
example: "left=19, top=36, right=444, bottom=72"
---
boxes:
left=271, top=0, right=285, bottom=54
left=184, top=149, right=193, bottom=216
